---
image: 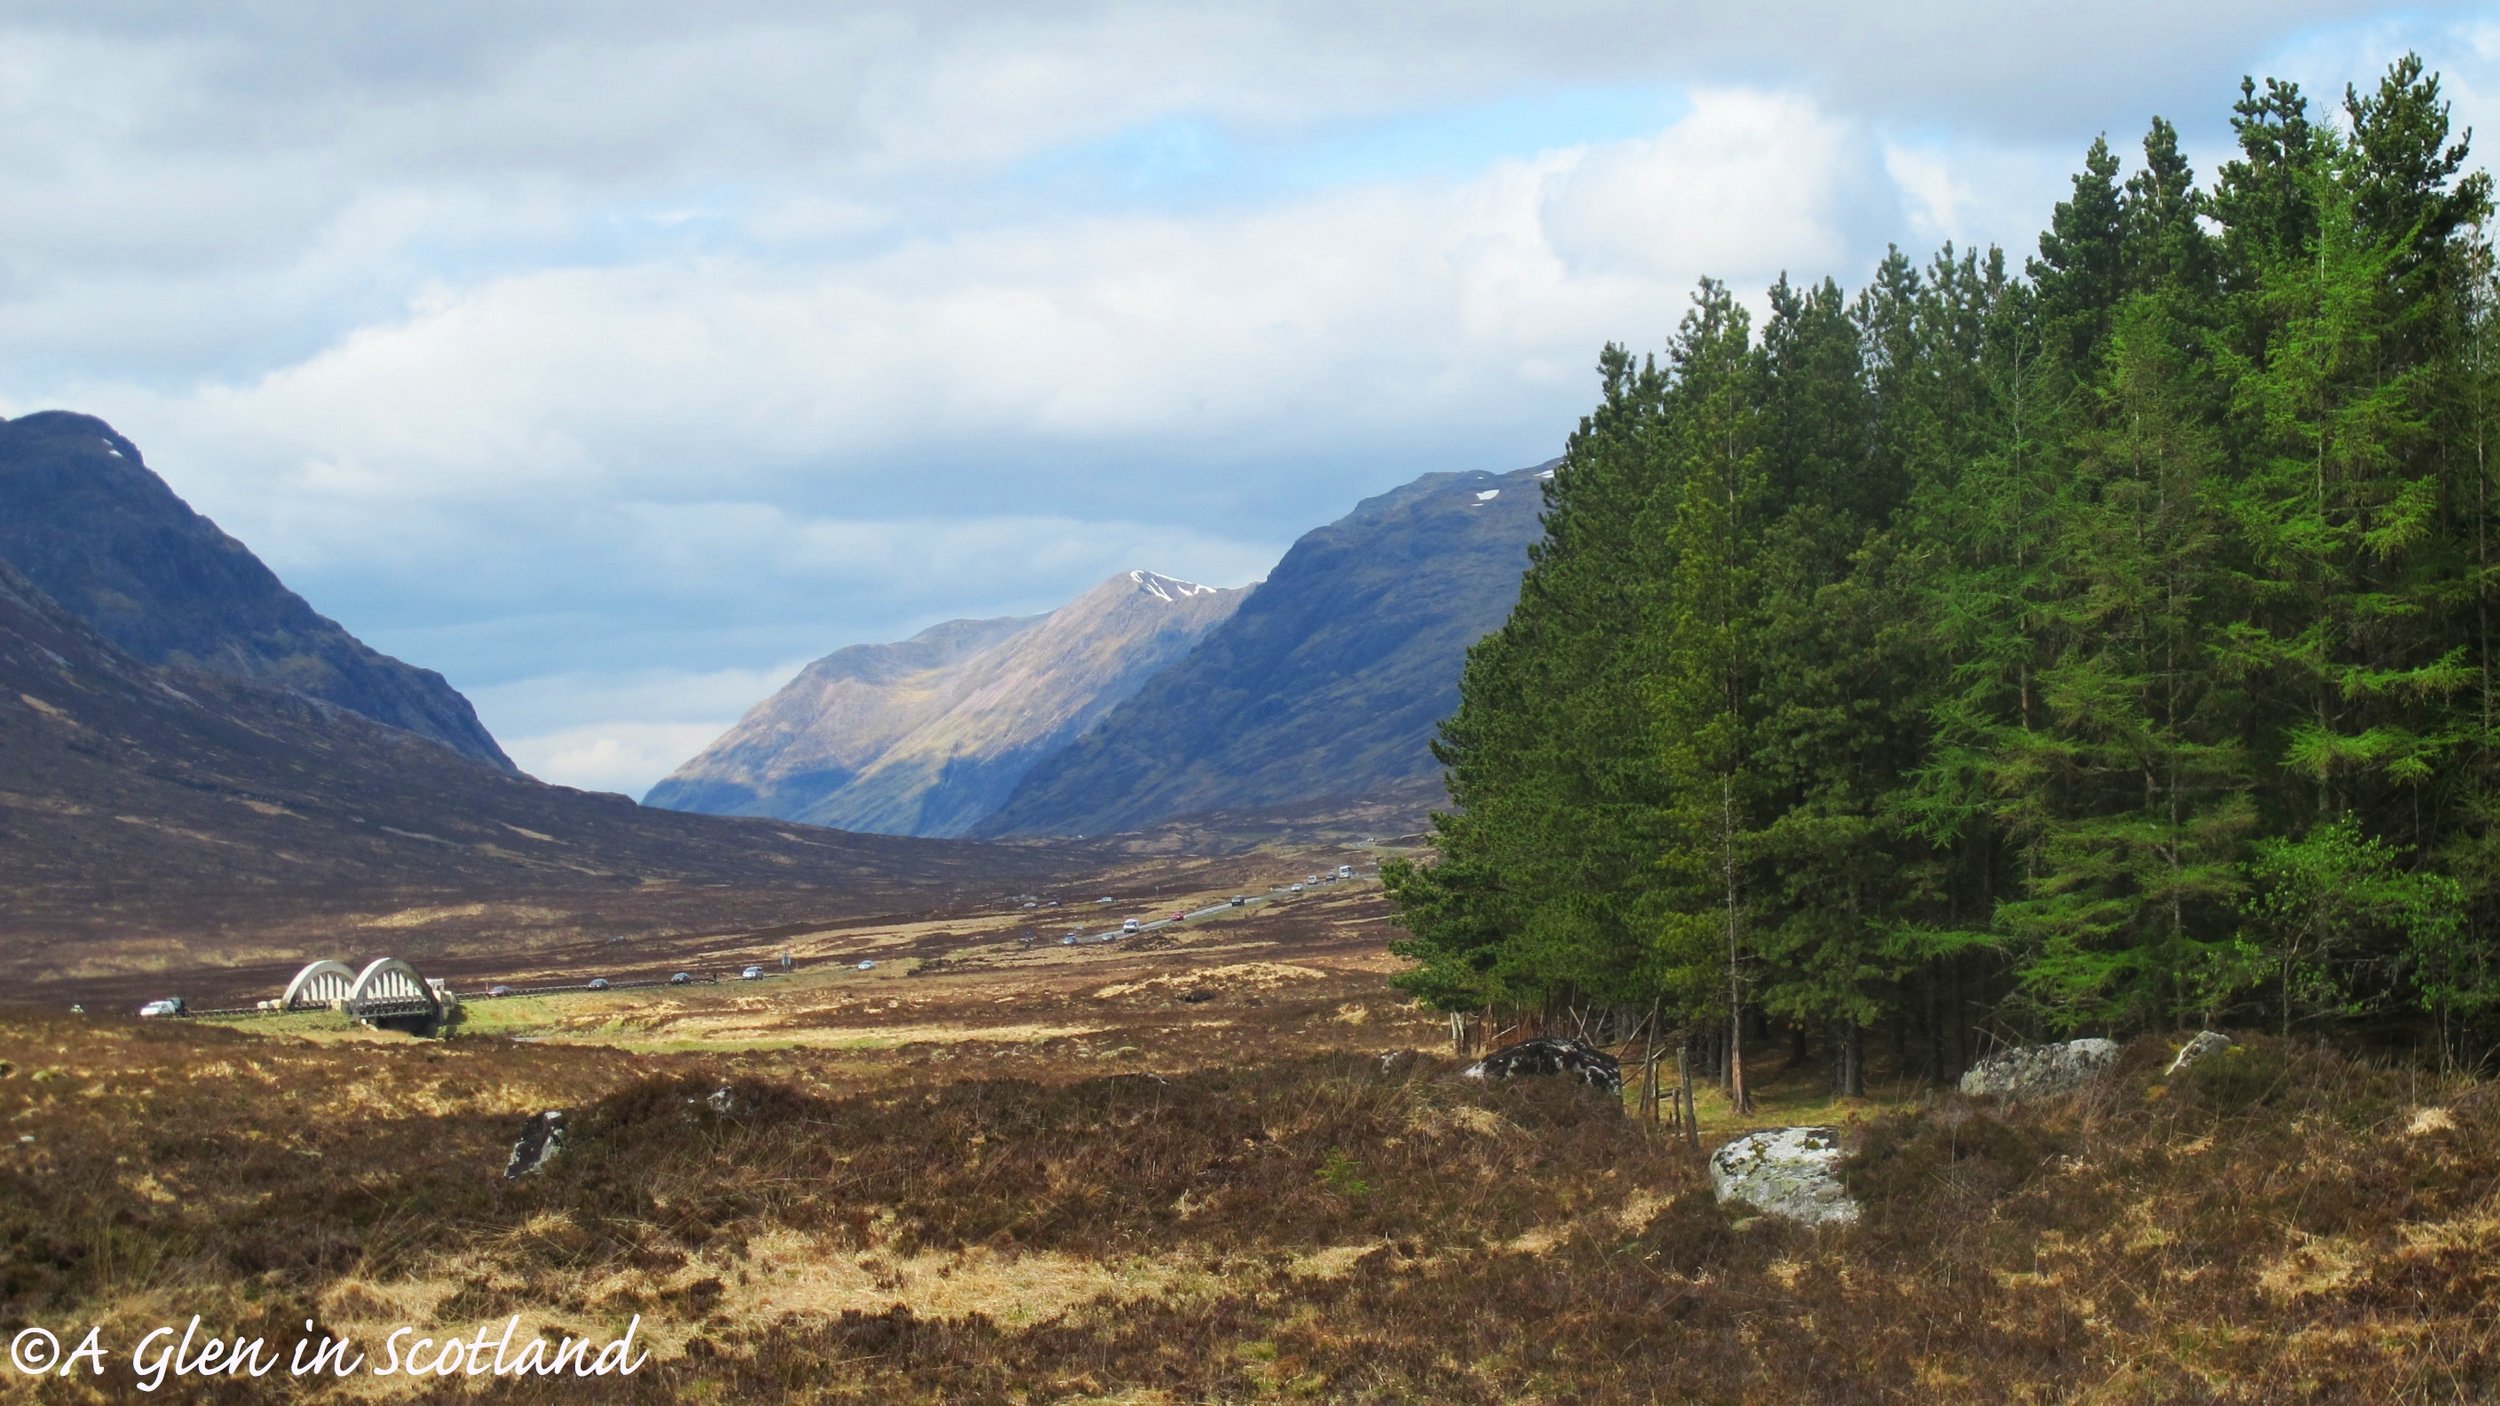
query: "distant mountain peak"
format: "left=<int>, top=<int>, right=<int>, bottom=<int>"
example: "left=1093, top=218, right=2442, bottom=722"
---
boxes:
left=976, top=457, right=1557, bottom=838
left=649, top=568, right=1249, bottom=836
left=1125, top=569, right=1219, bottom=603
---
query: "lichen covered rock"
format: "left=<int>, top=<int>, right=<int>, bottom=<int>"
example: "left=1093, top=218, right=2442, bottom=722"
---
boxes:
left=1958, top=1038, right=2121, bottom=1099
left=1709, top=1126, right=1859, bottom=1226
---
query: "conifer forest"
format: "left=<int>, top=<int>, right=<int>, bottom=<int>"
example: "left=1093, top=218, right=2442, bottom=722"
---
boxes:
left=1387, top=58, right=2500, bottom=1102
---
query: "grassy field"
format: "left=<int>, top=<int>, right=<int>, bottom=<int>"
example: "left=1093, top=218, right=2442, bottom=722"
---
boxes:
left=6, top=883, right=2498, bottom=1403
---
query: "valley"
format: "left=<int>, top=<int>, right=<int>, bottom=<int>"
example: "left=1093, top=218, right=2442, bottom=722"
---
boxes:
left=7, top=870, right=2497, bottom=1404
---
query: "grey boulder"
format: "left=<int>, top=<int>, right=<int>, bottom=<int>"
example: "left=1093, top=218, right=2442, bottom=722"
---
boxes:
left=1462, top=1037, right=1622, bottom=1095
left=1709, top=1126, right=1859, bottom=1226
left=1958, top=1038, right=2121, bottom=1099
left=2165, top=1030, right=2232, bottom=1076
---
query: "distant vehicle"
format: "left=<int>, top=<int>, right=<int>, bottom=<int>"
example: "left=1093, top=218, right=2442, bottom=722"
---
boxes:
left=1338, top=865, right=1356, bottom=878
left=137, top=998, right=184, bottom=1019
left=856, top=960, right=876, bottom=971
left=1046, top=900, right=1061, bottom=908
left=1096, top=897, right=1115, bottom=905
left=1060, top=935, right=1077, bottom=946
left=487, top=984, right=514, bottom=998
left=587, top=978, right=610, bottom=991
left=1171, top=911, right=1185, bottom=921
left=740, top=965, right=764, bottom=980
left=1290, top=882, right=1305, bottom=893
left=1021, top=901, right=1037, bottom=909
left=1306, top=874, right=1320, bottom=884
left=669, top=972, right=693, bottom=985
left=1122, top=918, right=1142, bottom=933
left=1230, top=896, right=1246, bottom=906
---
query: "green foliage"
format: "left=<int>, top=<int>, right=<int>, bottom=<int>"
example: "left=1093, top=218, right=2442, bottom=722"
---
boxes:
left=1316, top=1148, right=1374, bottom=1200
left=1389, top=54, right=2500, bottom=1077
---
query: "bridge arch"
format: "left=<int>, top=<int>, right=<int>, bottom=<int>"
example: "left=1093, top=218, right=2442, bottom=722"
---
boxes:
left=280, top=959, right=357, bottom=1011
left=344, top=957, right=442, bottom=1024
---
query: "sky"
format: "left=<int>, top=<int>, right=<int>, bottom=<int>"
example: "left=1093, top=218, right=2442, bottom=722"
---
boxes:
left=4, top=2, right=2496, bottom=795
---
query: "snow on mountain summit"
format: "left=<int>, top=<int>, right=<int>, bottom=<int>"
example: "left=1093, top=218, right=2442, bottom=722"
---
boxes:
left=1127, top=569, right=1216, bottom=603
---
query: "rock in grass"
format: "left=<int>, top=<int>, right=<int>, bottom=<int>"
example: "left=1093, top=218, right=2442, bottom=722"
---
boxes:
left=1709, top=1126, right=1859, bottom=1226
left=2165, top=1030, right=2232, bottom=1077
left=504, top=1110, right=566, bottom=1179
left=1463, top=1037, right=1622, bottom=1095
left=1958, top=1038, right=2121, bottom=1099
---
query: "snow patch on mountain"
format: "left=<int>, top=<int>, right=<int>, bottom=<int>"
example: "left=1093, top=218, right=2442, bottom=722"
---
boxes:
left=1128, top=569, right=1217, bottom=603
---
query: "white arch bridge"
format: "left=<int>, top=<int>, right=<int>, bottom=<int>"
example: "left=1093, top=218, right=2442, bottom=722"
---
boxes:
left=274, top=956, right=456, bottom=1026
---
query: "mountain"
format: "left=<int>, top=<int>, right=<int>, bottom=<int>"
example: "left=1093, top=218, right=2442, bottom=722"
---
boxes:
left=0, top=410, right=513, bottom=770
left=644, top=613, right=1041, bottom=819
left=0, top=553, right=1066, bottom=979
left=974, top=460, right=1553, bottom=838
left=648, top=570, right=1248, bottom=837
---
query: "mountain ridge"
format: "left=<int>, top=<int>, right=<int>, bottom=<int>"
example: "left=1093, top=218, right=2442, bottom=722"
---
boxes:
left=974, top=460, right=1555, bottom=837
left=0, top=410, right=514, bottom=770
left=0, top=551, right=1065, bottom=978
left=648, top=568, right=1248, bottom=836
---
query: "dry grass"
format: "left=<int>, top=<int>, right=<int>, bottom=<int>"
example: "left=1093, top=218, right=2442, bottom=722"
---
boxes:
left=8, top=925, right=2500, bottom=1402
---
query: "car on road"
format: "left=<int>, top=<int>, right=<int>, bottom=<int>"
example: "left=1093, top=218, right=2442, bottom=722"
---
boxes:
left=856, top=960, right=876, bottom=971
left=1338, top=865, right=1356, bottom=878
left=586, top=978, right=610, bottom=991
left=1060, top=934, right=1077, bottom=946
left=668, top=972, right=693, bottom=985
left=1290, top=882, right=1304, bottom=893
left=1096, top=896, right=1115, bottom=904
left=1230, top=896, right=1246, bottom=906
left=137, top=998, right=184, bottom=1018
left=1171, top=911, right=1185, bottom=921
left=740, top=965, right=765, bottom=980
left=487, top=984, right=514, bottom=997
left=1121, top=918, right=1142, bottom=933
left=1306, top=874, right=1320, bottom=884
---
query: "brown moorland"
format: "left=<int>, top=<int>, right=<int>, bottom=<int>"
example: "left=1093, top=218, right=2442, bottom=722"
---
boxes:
left=4, top=883, right=2497, bottom=1404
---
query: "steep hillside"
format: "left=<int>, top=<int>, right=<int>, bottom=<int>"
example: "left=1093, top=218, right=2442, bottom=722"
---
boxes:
left=976, top=461, right=1552, bottom=838
left=644, top=613, right=1040, bottom=817
left=0, top=410, right=513, bottom=770
left=0, top=557, right=1066, bottom=977
left=650, top=571, right=1247, bottom=837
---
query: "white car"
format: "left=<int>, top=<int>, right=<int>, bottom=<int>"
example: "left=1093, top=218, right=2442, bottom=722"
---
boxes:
left=1060, top=934, right=1077, bottom=946
left=740, top=964, right=765, bottom=980
left=856, top=960, right=877, bottom=971
left=1290, top=882, right=1304, bottom=893
left=137, top=998, right=184, bottom=1018
left=1121, top=918, right=1141, bottom=933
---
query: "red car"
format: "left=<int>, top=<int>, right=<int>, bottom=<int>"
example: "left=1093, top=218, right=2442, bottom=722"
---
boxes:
left=1171, top=911, right=1185, bottom=922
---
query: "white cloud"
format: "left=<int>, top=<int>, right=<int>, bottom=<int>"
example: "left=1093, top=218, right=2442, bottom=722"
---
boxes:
left=10, top=3, right=2497, bottom=808
left=1542, top=91, right=1875, bottom=281
left=504, top=721, right=736, bottom=795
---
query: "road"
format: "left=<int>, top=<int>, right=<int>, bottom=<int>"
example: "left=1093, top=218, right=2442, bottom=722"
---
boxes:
left=1032, top=874, right=1368, bottom=948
